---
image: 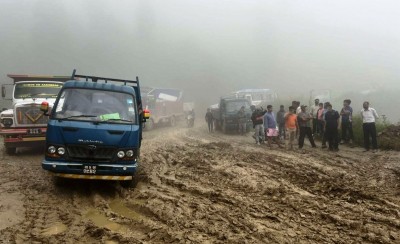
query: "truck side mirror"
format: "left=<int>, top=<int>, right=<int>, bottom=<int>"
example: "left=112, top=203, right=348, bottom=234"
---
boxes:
left=1, top=86, right=5, bottom=98
left=40, top=101, right=49, bottom=115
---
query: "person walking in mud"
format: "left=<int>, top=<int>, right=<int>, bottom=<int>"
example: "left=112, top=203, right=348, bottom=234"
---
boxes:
left=237, top=106, right=247, bottom=135
left=361, top=101, right=379, bottom=153
left=264, top=105, right=283, bottom=149
left=205, top=108, right=214, bottom=133
left=251, top=108, right=264, bottom=145
left=340, top=99, right=354, bottom=146
left=284, top=106, right=298, bottom=150
left=324, top=103, right=340, bottom=151
left=276, top=105, right=286, bottom=140
left=297, top=105, right=317, bottom=149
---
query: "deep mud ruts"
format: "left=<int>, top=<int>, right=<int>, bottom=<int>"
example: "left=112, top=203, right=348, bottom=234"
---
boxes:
left=0, top=126, right=399, bottom=243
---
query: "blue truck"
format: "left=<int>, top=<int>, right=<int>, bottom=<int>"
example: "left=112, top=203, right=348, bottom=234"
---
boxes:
left=40, top=70, right=148, bottom=187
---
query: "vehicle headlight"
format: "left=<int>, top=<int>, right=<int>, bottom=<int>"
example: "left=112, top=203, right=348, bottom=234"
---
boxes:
left=117, top=151, right=125, bottom=158
left=57, top=147, right=65, bottom=155
left=126, top=150, right=134, bottom=157
left=1, top=118, right=13, bottom=127
left=48, top=146, right=56, bottom=154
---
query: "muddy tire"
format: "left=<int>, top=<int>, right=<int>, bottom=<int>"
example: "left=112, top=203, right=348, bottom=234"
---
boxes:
left=5, top=147, right=16, bottom=155
left=52, top=176, right=69, bottom=186
left=120, top=165, right=140, bottom=188
left=120, top=174, right=139, bottom=188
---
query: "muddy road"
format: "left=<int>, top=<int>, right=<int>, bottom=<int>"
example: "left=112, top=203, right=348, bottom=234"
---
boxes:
left=0, top=126, right=400, bottom=243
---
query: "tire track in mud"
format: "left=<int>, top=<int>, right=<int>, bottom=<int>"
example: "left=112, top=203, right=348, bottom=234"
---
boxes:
left=0, top=127, right=399, bottom=243
left=122, top=127, right=400, bottom=243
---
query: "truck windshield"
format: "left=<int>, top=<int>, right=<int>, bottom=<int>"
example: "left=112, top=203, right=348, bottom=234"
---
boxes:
left=53, top=88, right=137, bottom=124
left=226, top=101, right=250, bottom=112
left=14, top=82, right=63, bottom=99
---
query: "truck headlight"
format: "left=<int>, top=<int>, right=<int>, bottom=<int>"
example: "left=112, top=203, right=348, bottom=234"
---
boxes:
left=57, top=147, right=65, bottom=155
left=1, top=118, right=13, bottom=127
left=48, top=146, right=56, bottom=154
left=117, top=151, right=125, bottom=158
left=126, top=150, right=134, bottom=157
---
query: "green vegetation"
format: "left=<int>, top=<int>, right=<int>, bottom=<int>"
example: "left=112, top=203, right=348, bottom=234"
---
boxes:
left=351, top=115, right=393, bottom=149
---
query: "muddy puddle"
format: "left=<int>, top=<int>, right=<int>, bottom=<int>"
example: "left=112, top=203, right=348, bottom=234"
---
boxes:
left=85, top=209, right=127, bottom=233
left=40, top=222, right=67, bottom=236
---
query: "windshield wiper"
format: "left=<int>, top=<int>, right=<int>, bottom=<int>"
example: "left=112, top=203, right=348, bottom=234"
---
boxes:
left=62, top=115, right=98, bottom=119
left=99, top=118, right=133, bottom=123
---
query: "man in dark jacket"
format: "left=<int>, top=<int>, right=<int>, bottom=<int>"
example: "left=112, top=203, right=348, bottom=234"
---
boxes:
left=205, top=108, right=214, bottom=132
left=251, top=108, right=264, bottom=145
left=237, top=106, right=247, bottom=135
left=324, top=103, right=340, bottom=151
left=276, top=105, right=286, bottom=140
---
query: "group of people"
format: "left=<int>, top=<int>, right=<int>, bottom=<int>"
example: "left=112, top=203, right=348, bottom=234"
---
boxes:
left=250, top=99, right=379, bottom=152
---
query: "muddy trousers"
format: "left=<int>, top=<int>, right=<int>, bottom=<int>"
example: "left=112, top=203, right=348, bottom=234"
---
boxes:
left=286, top=128, right=296, bottom=149
left=238, top=122, right=247, bottom=134
left=312, top=118, right=318, bottom=134
left=207, top=121, right=213, bottom=132
left=254, top=124, right=264, bottom=143
left=341, top=121, right=353, bottom=141
left=278, top=123, right=285, bottom=139
left=363, top=123, right=377, bottom=150
left=325, top=127, right=339, bottom=150
left=299, top=127, right=316, bottom=148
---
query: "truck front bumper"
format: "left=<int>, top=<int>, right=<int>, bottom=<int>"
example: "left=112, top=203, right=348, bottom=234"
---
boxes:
left=0, top=127, right=47, bottom=148
left=42, top=160, right=137, bottom=180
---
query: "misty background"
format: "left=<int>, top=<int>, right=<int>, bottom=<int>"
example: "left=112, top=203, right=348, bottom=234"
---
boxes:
left=1, top=0, right=399, bottom=121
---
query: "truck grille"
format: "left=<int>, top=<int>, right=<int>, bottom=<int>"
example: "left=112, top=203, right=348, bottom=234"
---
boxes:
left=66, top=145, right=116, bottom=162
left=16, top=106, right=48, bottom=125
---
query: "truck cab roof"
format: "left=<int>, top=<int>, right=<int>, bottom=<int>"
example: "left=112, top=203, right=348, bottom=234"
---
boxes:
left=63, top=80, right=135, bottom=94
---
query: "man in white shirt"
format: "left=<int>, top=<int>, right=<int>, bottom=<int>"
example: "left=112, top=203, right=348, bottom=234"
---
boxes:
left=360, top=101, right=379, bottom=152
left=310, top=98, right=320, bottom=135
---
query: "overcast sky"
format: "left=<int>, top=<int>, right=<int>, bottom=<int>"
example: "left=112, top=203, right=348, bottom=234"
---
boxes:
left=1, top=0, right=399, bottom=110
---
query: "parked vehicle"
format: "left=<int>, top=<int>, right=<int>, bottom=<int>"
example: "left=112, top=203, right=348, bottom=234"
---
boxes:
left=211, top=97, right=252, bottom=134
left=40, top=70, right=149, bottom=187
left=141, top=87, right=184, bottom=130
left=0, top=74, right=70, bottom=154
left=233, top=89, right=279, bottom=108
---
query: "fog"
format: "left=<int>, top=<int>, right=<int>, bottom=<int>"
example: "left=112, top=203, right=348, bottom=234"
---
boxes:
left=1, top=0, right=399, bottom=121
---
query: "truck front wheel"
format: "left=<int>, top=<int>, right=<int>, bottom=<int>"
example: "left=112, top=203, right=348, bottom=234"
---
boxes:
left=5, top=147, right=16, bottom=155
left=120, top=173, right=139, bottom=188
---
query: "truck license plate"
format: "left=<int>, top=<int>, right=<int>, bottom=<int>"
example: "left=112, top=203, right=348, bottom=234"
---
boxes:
left=83, top=165, right=97, bottom=174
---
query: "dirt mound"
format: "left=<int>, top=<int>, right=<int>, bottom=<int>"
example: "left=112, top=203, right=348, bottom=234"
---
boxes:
left=378, top=125, right=400, bottom=150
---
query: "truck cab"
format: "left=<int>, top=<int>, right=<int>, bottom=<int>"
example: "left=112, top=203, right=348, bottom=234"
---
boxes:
left=212, top=97, right=252, bottom=133
left=0, top=75, right=70, bottom=154
left=41, top=71, right=148, bottom=186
